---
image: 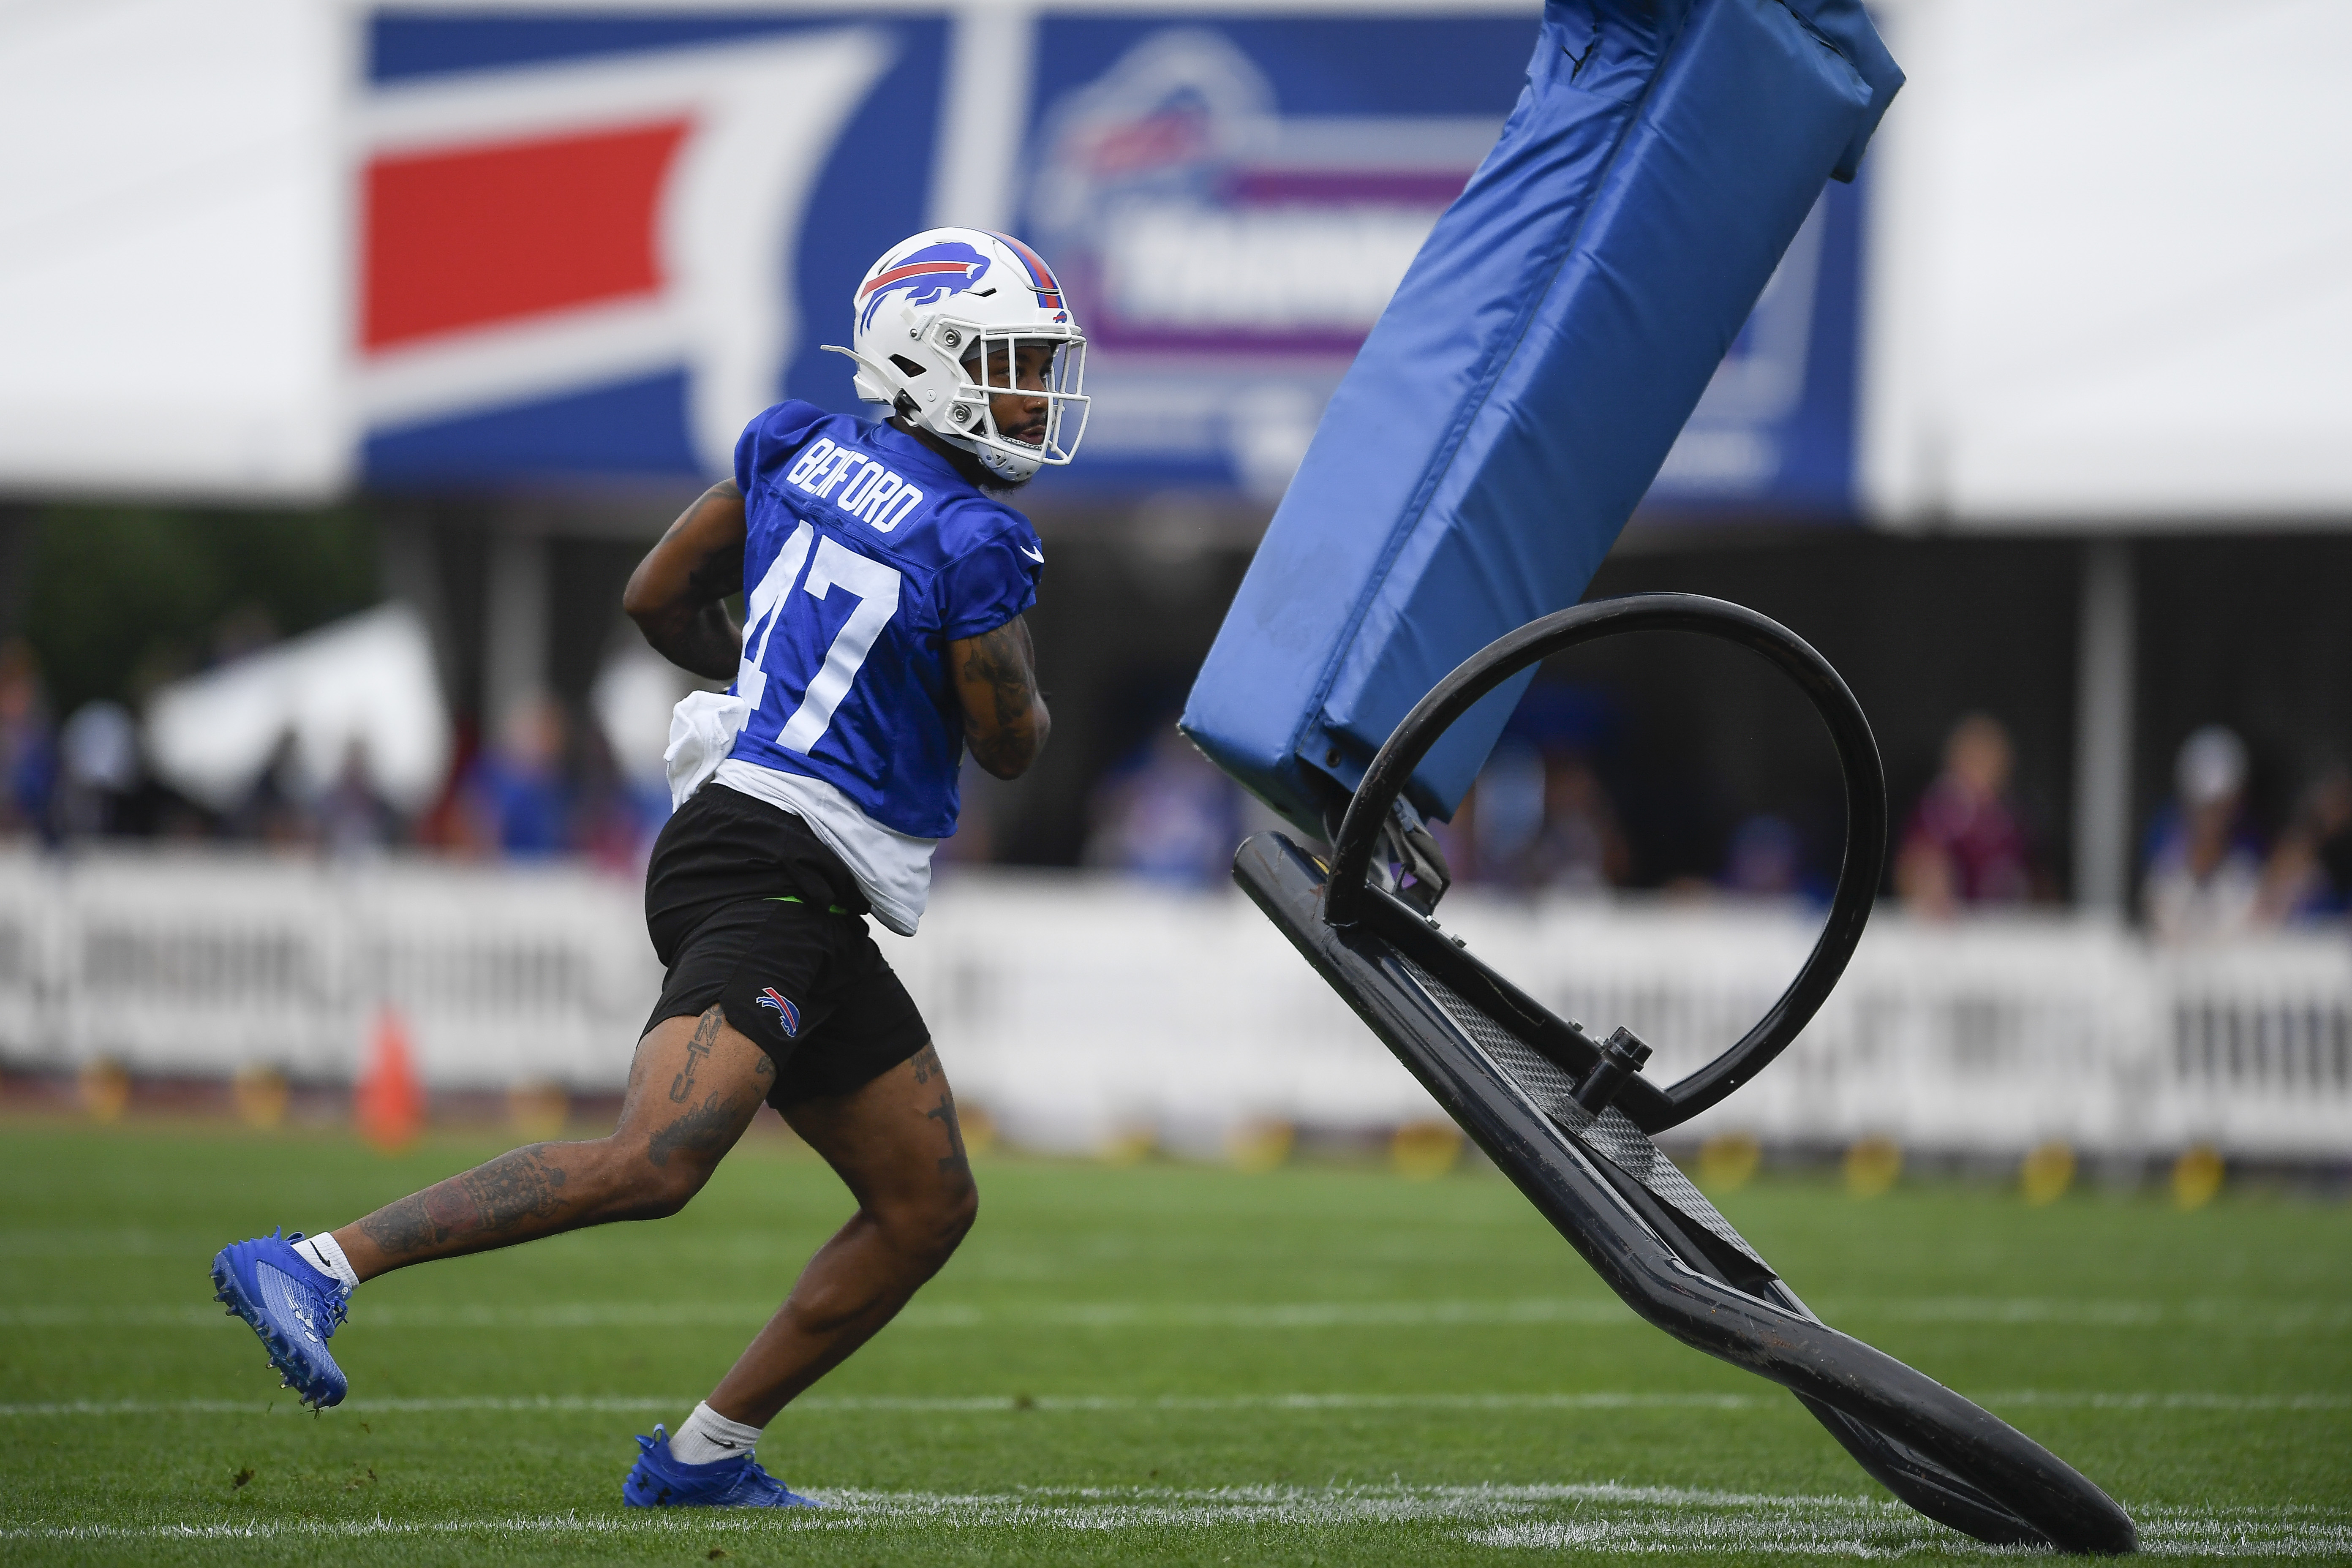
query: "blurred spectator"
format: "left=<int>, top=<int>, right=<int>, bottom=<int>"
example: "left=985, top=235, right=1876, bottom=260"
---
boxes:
left=209, top=603, right=280, bottom=667
left=569, top=723, right=667, bottom=877
left=408, top=738, right=482, bottom=855
left=1895, top=714, right=2035, bottom=917
left=228, top=730, right=320, bottom=850
left=318, top=738, right=401, bottom=858
left=52, top=700, right=140, bottom=840
left=0, top=640, right=57, bottom=839
left=2143, top=726, right=2265, bottom=942
left=460, top=693, right=572, bottom=858
left=591, top=640, right=685, bottom=790
left=1467, top=740, right=1546, bottom=882
left=1083, top=728, right=1238, bottom=887
left=2261, top=764, right=2352, bottom=923
left=1720, top=813, right=1827, bottom=905
left=1444, top=741, right=1628, bottom=892
left=585, top=639, right=683, bottom=875
left=1528, top=752, right=1631, bottom=892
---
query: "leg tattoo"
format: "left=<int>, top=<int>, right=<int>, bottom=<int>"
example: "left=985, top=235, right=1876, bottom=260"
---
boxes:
left=926, top=1091, right=971, bottom=1178
left=670, top=1005, right=722, bottom=1104
left=648, top=1091, right=749, bottom=1169
left=357, top=1146, right=569, bottom=1260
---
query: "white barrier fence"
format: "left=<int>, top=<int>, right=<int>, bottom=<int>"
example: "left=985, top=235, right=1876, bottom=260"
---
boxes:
left=1, top=849, right=2347, bottom=1160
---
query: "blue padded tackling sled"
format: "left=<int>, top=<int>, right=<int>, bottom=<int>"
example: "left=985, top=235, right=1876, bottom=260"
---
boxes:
left=1175, top=14, right=2139, bottom=1549
left=1180, top=0, right=1902, bottom=837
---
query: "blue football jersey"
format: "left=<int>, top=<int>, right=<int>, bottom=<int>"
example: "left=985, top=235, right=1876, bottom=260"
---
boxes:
left=723, top=402, right=1042, bottom=840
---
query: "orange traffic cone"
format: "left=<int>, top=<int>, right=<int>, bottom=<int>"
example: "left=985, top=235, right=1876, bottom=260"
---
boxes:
left=354, top=1007, right=425, bottom=1153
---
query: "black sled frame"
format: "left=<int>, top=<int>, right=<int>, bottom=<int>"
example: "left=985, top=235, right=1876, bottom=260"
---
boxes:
left=1233, top=593, right=2136, bottom=1555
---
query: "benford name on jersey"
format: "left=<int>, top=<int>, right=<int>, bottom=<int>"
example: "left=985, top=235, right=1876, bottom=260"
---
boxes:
left=782, top=438, right=926, bottom=533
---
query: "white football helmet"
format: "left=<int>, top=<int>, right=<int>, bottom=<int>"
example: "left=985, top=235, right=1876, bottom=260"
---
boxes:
left=824, top=227, right=1089, bottom=484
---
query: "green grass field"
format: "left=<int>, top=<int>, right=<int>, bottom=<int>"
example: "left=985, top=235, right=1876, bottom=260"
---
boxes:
left=1, top=1121, right=2347, bottom=1565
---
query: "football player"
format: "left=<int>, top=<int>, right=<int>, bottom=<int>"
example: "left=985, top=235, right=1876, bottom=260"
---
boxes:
left=210, top=228, right=1087, bottom=1508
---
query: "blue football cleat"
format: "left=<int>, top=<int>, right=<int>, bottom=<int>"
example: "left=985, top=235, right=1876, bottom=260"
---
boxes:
left=210, top=1229, right=350, bottom=1409
left=622, top=1426, right=821, bottom=1508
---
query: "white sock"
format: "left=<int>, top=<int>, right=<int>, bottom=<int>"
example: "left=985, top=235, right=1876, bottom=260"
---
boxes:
left=669, top=1400, right=763, bottom=1466
left=293, top=1232, right=358, bottom=1293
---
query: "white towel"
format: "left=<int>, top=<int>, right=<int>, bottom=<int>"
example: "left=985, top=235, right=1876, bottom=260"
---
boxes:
left=664, top=690, right=751, bottom=809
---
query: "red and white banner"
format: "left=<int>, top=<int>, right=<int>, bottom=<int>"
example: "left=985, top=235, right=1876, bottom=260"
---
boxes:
left=355, top=29, right=896, bottom=474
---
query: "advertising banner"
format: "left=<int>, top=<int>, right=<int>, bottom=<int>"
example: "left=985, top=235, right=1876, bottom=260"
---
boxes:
left=21, top=3, right=2344, bottom=521
left=354, top=8, right=947, bottom=487
left=0, top=2, right=1867, bottom=513
left=1013, top=14, right=1531, bottom=500
left=1012, top=11, right=1861, bottom=513
left=351, top=5, right=1864, bottom=512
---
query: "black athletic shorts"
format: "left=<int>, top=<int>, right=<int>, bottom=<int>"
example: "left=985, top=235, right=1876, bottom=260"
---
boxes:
left=642, top=783, right=929, bottom=1107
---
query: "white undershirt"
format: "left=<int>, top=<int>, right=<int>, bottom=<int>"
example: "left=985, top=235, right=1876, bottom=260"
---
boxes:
left=709, top=760, right=936, bottom=936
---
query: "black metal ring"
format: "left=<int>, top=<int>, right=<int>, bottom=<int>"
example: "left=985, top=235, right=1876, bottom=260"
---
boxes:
left=1323, top=593, right=1887, bottom=1130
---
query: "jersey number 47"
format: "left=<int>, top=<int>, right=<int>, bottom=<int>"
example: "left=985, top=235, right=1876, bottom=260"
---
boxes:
left=737, top=521, right=901, bottom=752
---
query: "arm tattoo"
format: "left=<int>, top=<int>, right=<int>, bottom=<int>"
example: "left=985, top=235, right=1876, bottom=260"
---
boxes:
left=683, top=552, right=739, bottom=605
left=960, top=623, right=1035, bottom=729
left=639, top=601, right=740, bottom=683
left=357, top=1146, right=569, bottom=1259
left=909, top=1043, right=942, bottom=1085
left=957, top=621, right=1043, bottom=775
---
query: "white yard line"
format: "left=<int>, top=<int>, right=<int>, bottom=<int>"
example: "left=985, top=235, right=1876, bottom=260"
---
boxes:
left=1835, top=1299, right=2352, bottom=1333
left=0, top=1488, right=2344, bottom=1557
left=0, top=1391, right=1760, bottom=1418
left=1, top=1389, right=2344, bottom=1419
left=1975, top=1391, right=2352, bottom=1413
left=0, top=1298, right=1636, bottom=1329
left=3, top=1296, right=2346, bottom=1331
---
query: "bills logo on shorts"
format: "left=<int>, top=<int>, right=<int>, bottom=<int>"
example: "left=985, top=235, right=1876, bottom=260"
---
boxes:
left=756, top=988, right=802, bottom=1038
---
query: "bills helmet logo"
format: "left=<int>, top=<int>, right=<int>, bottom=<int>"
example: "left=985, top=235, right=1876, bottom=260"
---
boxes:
left=859, top=241, right=991, bottom=331
left=756, top=988, right=801, bottom=1038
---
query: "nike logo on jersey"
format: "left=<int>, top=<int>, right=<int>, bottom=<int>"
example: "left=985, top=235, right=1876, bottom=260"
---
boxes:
left=784, top=437, right=926, bottom=534
left=1018, top=543, right=1044, bottom=564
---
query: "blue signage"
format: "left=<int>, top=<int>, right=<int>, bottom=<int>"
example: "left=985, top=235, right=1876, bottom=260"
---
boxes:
left=1016, top=14, right=1531, bottom=498
left=345, top=8, right=1865, bottom=513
